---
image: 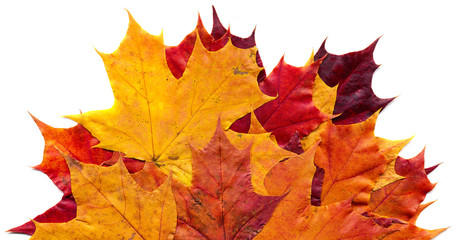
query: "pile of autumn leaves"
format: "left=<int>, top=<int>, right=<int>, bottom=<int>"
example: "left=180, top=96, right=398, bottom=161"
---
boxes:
left=11, top=9, right=445, bottom=239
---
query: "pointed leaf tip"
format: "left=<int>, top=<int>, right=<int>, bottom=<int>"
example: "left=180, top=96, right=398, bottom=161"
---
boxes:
left=211, top=5, right=226, bottom=40
left=425, top=163, right=441, bottom=175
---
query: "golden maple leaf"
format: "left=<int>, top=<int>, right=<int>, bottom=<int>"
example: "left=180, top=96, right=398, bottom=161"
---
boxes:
left=31, top=152, right=176, bottom=240
left=66, top=12, right=272, bottom=186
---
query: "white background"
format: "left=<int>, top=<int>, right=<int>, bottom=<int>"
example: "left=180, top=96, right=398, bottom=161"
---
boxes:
left=1, top=0, right=456, bottom=239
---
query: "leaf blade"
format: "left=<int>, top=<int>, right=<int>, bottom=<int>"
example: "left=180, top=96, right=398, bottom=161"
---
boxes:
left=31, top=153, right=176, bottom=240
left=66, top=12, right=272, bottom=186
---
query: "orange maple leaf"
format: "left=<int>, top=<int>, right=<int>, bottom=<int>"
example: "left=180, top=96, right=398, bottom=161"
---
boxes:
left=302, top=112, right=390, bottom=206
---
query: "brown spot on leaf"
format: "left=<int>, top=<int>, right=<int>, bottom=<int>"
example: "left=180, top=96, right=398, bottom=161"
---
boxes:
left=168, top=155, right=179, bottom=160
left=232, top=66, right=248, bottom=75
left=128, top=233, right=136, bottom=240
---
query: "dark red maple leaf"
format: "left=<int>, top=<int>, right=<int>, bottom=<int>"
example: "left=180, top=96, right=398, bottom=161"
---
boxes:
left=314, top=38, right=395, bottom=124
left=210, top=6, right=257, bottom=49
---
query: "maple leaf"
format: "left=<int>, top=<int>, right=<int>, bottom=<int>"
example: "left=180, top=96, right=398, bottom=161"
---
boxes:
left=252, top=56, right=332, bottom=147
left=255, top=144, right=393, bottom=239
left=31, top=152, right=176, bottom=240
left=66, top=11, right=272, bottom=186
left=28, top=114, right=144, bottom=194
left=314, top=38, right=395, bottom=124
left=172, top=123, right=284, bottom=239
left=27, top=114, right=114, bottom=195
left=301, top=112, right=391, bottom=206
left=299, top=113, right=410, bottom=206
left=231, top=56, right=332, bottom=147
left=9, top=114, right=144, bottom=235
left=369, top=149, right=437, bottom=221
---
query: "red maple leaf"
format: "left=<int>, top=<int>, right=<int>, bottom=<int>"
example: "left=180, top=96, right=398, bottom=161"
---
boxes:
left=369, top=149, right=438, bottom=221
left=231, top=57, right=331, bottom=147
left=173, top=123, right=285, bottom=239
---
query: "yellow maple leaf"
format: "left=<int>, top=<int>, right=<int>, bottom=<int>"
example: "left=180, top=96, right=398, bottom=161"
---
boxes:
left=66, top=12, right=272, bottom=186
left=31, top=152, right=176, bottom=240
